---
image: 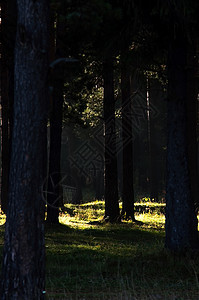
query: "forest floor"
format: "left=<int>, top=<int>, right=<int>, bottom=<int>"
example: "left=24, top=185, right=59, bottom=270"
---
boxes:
left=0, top=200, right=199, bottom=299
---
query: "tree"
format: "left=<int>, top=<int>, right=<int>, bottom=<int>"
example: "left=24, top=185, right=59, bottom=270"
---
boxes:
left=103, top=56, right=120, bottom=222
left=0, top=0, right=49, bottom=297
left=121, top=50, right=135, bottom=220
left=0, top=0, right=10, bottom=213
left=53, top=0, right=122, bottom=215
left=46, top=15, right=64, bottom=224
left=148, top=77, right=166, bottom=202
left=165, top=25, right=199, bottom=252
left=117, top=1, right=135, bottom=221
left=186, top=40, right=199, bottom=212
left=0, top=0, right=17, bottom=213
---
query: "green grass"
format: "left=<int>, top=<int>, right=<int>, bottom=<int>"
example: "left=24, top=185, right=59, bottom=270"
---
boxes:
left=45, top=201, right=199, bottom=299
left=0, top=202, right=199, bottom=299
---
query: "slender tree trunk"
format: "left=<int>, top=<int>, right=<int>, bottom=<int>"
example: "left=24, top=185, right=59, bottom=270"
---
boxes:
left=0, top=0, right=49, bottom=297
left=46, top=16, right=64, bottom=224
left=103, top=57, right=120, bottom=222
left=148, top=79, right=159, bottom=202
left=0, top=0, right=16, bottom=213
left=1, top=1, right=10, bottom=213
left=165, top=31, right=199, bottom=252
left=121, top=51, right=135, bottom=220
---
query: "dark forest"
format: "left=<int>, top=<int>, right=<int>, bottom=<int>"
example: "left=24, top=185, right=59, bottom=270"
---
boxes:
left=0, top=1, right=199, bottom=299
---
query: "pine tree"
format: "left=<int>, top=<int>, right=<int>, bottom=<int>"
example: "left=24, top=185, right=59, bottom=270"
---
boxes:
left=0, top=0, right=49, bottom=297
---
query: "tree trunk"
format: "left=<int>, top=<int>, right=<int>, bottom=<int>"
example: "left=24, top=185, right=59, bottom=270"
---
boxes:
left=148, top=79, right=160, bottom=202
left=46, top=16, right=64, bottom=224
left=0, top=0, right=49, bottom=297
left=1, top=1, right=10, bottom=213
left=132, top=74, right=150, bottom=196
left=165, top=31, right=199, bottom=252
left=0, top=0, right=16, bottom=213
left=186, top=41, right=199, bottom=212
left=121, top=51, right=135, bottom=220
left=103, top=57, right=120, bottom=222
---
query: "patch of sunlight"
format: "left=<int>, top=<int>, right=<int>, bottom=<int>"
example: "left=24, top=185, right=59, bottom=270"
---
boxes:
left=198, top=215, right=199, bottom=231
left=136, top=212, right=165, bottom=229
left=135, top=202, right=165, bottom=207
left=59, top=213, right=97, bottom=229
left=0, top=211, right=6, bottom=225
left=80, top=200, right=104, bottom=207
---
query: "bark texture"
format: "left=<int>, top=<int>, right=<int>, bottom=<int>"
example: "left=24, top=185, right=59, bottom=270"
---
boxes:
left=103, top=58, right=120, bottom=222
left=186, top=42, right=199, bottom=212
left=148, top=79, right=160, bottom=202
left=165, top=32, right=199, bottom=252
left=0, top=0, right=16, bottom=213
left=121, top=51, right=135, bottom=220
left=0, top=0, right=49, bottom=298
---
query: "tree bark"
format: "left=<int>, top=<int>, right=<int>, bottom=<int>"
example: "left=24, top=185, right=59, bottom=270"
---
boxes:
left=148, top=79, right=160, bottom=202
left=121, top=51, right=135, bottom=220
left=0, top=0, right=16, bottom=213
left=186, top=41, right=199, bottom=212
left=103, top=57, right=120, bottom=222
left=0, top=0, right=49, bottom=297
left=46, top=15, right=65, bottom=223
left=165, top=31, right=199, bottom=252
left=0, top=1, right=10, bottom=213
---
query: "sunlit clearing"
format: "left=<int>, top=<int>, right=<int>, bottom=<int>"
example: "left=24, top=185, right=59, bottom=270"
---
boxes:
left=0, top=211, right=6, bottom=225
left=136, top=212, right=165, bottom=229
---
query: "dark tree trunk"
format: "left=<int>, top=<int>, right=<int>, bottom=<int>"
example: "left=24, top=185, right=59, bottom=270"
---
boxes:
left=46, top=16, right=64, bottom=224
left=103, top=57, right=120, bottom=222
left=132, top=74, right=150, bottom=196
left=148, top=79, right=160, bottom=202
left=1, top=1, right=10, bottom=213
left=121, top=51, right=135, bottom=220
left=165, top=31, right=199, bottom=252
left=0, top=0, right=49, bottom=298
left=186, top=42, right=199, bottom=212
left=0, top=0, right=16, bottom=213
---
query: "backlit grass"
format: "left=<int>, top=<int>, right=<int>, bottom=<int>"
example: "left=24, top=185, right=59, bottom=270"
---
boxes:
left=45, top=201, right=199, bottom=299
left=0, top=201, right=198, bottom=299
left=0, top=211, right=6, bottom=226
left=59, top=200, right=165, bottom=228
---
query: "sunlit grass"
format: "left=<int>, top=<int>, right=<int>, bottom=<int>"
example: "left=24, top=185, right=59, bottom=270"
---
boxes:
left=136, top=212, right=165, bottom=229
left=59, top=200, right=166, bottom=230
left=0, top=211, right=6, bottom=226
left=48, top=200, right=199, bottom=299
left=0, top=201, right=199, bottom=299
